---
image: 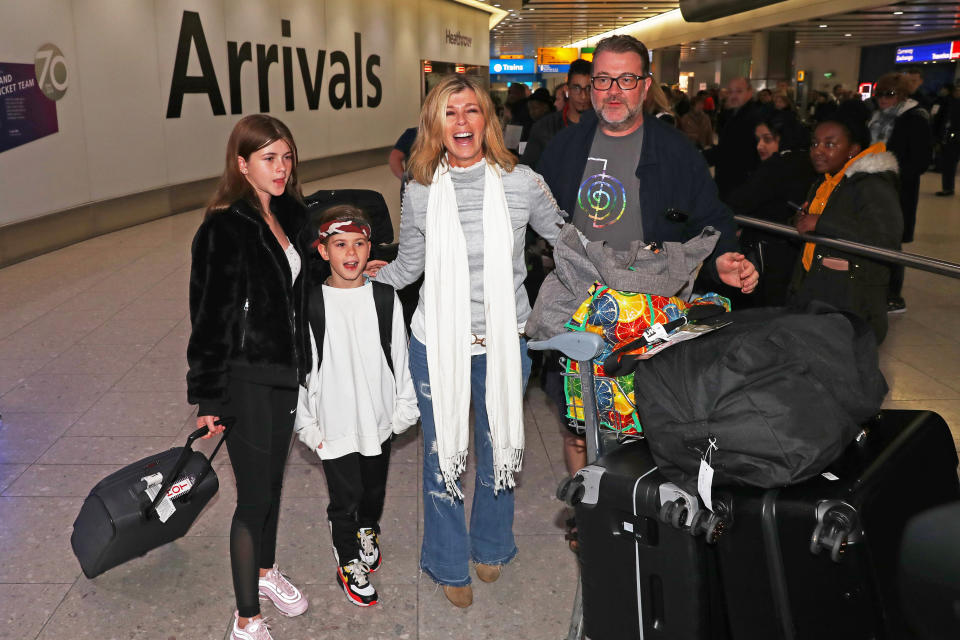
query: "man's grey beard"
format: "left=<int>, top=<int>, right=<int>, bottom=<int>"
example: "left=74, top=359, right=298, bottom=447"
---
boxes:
left=597, top=101, right=644, bottom=131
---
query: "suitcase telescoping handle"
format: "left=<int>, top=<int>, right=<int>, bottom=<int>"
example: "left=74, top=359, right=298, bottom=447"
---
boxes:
left=145, top=417, right=235, bottom=518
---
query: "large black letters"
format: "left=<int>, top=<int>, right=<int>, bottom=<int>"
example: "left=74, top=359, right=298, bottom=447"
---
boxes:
left=166, top=11, right=226, bottom=118
left=328, top=51, right=351, bottom=110
left=166, top=15, right=382, bottom=117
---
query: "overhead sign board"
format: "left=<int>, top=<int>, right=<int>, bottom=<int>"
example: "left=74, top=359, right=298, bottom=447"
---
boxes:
left=490, top=59, right=535, bottom=74
left=499, top=54, right=525, bottom=59
left=537, top=47, right=579, bottom=65
left=538, top=64, right=570, bottom=74
left=580, top=47, right=595, bottom=62
left=895, top=40, right=960, bottom=63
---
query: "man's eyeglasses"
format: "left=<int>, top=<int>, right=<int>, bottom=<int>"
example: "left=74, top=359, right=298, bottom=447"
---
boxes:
left=591, top=74, right=645, bottom=91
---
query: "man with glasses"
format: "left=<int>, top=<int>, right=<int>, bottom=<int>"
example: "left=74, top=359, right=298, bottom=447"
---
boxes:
left=538, top=34, right=757, bottom=480
left=520, top=59, right=593, bottom=169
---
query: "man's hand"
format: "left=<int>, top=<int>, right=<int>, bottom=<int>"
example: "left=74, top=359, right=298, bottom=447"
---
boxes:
left=795, top=213, right=818, bottom=235
left=715, top=251, right=759, bottom=294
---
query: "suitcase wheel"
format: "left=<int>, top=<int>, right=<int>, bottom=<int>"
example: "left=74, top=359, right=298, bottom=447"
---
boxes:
left=557, top=476, right=585, bottom=507
left=658, top=499, right=689, bottom=530
left=810, top=502, right=859, bottom=562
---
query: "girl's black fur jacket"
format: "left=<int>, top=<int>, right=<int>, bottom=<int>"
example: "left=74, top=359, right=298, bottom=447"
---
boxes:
left=187, top=194, right=311, bottom=417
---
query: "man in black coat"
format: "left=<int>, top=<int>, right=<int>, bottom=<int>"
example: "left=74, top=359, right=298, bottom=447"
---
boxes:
left=704, top=77, right=764, bottom=200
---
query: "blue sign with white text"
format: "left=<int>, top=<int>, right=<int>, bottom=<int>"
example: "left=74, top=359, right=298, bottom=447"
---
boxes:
left=895, top=41, right=958, bottom=63
left=491, top=59, right=536, bottom=74
left=538, top=64, right=570, bottom=74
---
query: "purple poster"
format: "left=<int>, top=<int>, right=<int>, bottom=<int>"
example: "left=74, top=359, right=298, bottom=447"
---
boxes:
left=0, top=62, right=59, bottom=153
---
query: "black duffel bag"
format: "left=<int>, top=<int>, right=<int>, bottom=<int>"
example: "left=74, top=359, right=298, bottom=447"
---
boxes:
left=632, top=303, right=888, bottom=494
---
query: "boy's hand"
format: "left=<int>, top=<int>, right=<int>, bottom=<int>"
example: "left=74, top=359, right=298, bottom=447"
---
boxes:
left=365, top=260, right=388, bottom=277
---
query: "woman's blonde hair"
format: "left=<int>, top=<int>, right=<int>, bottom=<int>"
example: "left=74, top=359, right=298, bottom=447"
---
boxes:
left=644, top=79, right=674, bottom=117
left=205, top=114, right=304, bottom=219
left=407, top=75, right=516, bottom=186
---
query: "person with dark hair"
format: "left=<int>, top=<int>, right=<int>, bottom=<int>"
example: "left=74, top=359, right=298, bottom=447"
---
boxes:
left=527, top=87, right=555, bottom=124
left=680, top=92, right=714, bottom=149
left=725, top=114, right=816, bottom=306
left=868, top=72, right=933, bottom=314
left=935, top=83, right=960, bottom=196
left=538, top=33, right=757, bottom=498
left=705, top=76, right=764, bottom=199
left=903, top=66, right=935, bottom=111
left=757, top=87, right=775, bottom=118
left=789, top=117, right=902, bottom=343
left=187, top=114, right=311, bottom=639
left=520, top=58, right=593, bottom=168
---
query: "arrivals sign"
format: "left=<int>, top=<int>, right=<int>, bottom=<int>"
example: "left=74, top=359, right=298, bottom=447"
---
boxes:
left=490, top=59, right=535, bottom=74
left=895, top=40, right=960, bottom=63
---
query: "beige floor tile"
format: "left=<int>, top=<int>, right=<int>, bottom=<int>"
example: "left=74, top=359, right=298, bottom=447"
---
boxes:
left=0, top=497, right=84, bottom=583
left=38, top=343, right=151, bottom=376
left=265, top=584, right=417, bottom=640
left=0, top=359, right=48, bottom=395
left=35, top=538, right=233, bottom=640
left=0, top=464, right=27, bottom=494
left=879, top=356, right=960, bottom=402
left=0, top=374, right=116, bottom=413
left=2, top=464, right=117, bottom=497
left=37, top=436, right=174, bottom=465
left=0, top=583, right=72, bottom=640
left=79, top=315, right=181, bottom=346
left=0, top=413, right=79, bottom=464
left=113, top=357, right=189, bottom=393
left=66, top=391, right=194, bottom=437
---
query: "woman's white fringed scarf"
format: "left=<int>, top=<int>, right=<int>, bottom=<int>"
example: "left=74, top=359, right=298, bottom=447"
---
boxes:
left=423, top=160, right=525, bottom=499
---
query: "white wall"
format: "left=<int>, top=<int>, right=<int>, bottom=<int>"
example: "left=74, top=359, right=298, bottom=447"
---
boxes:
left=793, top=45, right=862, bottom=95
left=0, top=0, right=490, bottom=225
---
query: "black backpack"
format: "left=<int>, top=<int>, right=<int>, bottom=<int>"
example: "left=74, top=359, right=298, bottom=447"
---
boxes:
left=307, top=280, right=397, bottom=374
left=631, top=303, right=888, bottom=494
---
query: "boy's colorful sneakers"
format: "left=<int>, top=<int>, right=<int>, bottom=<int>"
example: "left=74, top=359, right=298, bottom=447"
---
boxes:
left=337, top=559, right=378, bottom=607
left=230, top=612, right=273, bottom=640
left=358, top=527, right=382, bottom=571
left=258, top=564, right=308, bottom=617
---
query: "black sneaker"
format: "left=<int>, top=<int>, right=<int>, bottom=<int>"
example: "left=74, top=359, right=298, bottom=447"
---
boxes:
left=337, top=559, right=377, bottom=607
left=935, top=191, right=955, bottom=197
left=357, top=527, right=382, bottom=571
left=887, top=298, right=907, bottom=314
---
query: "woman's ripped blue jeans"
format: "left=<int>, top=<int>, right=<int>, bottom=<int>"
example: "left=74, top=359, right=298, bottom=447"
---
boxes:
left=408, top=336, right=532, bottom=586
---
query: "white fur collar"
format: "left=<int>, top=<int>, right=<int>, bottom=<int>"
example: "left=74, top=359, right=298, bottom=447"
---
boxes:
left=845, top=151, right=899, bottom=177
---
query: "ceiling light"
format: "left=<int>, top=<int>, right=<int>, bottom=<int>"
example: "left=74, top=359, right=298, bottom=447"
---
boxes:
left=914, top=23, right=921, bottom=27
left=819, top=24, right=828, bottom=28
left=723, top=41, right=728, bottom=44
left=845, top=33, right=852, bottom=36
left=893, top=10, right=903, bottom=14
left=691, top=46, right=697, bottom=50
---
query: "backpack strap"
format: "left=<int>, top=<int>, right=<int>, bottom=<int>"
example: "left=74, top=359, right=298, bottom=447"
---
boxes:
left=306, top=283, right=327, bottom=372
left=371, top=281, right=395, bottom=374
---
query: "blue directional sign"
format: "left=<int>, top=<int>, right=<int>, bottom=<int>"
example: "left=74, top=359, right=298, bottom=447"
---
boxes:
left=490, top=59, right=536, bottom=74
left=895, top=40, right=959, bottom=63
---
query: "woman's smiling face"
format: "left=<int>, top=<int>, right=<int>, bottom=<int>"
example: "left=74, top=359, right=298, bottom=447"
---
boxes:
left=443, top=88, right=485, bottom=168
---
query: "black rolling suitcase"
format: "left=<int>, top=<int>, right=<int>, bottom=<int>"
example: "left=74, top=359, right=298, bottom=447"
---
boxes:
left=573, top=438, right=725, bottom=640
left=713, top=410, right=960, bottom=640
left=71, top=422, right=230, bottom=578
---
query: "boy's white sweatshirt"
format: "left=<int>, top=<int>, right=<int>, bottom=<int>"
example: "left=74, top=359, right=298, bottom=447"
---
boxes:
left=294, top=282, right=419, bottom=460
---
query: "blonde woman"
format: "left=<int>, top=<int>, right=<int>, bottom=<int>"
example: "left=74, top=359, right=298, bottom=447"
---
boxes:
left=368, top=75, right=565, bottom=607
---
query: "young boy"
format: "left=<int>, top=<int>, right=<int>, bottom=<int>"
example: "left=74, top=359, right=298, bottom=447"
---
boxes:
left=294, top=205, right=419, bottom=607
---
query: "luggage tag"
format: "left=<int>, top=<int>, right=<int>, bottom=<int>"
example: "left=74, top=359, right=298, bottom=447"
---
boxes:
left=141, top=473, right=178, bottom=523
left=697, top=438, right=718, bottom=512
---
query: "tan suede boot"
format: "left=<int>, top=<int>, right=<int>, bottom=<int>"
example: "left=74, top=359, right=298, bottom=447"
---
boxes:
left=443, top=584, right=473, bottom=608
left=475, top=563, right=502, bottom=583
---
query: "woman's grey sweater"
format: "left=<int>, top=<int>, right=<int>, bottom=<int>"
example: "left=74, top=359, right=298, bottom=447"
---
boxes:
left=374, top=160, right=566, bottom=343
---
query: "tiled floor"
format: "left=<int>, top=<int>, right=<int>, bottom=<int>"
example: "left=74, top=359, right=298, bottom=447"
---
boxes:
left=1, top=167, right=958, bottom=639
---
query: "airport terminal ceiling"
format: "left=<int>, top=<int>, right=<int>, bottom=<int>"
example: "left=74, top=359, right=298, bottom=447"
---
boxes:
left=487, top=0, right=960, bottom=62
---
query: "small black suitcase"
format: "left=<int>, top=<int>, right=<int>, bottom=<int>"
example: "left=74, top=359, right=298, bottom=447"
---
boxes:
left=574, top=438, right=724, bottom=640
left=712, top=410, right=960, bottom=640
left=71, top=423, right=230, bottom=578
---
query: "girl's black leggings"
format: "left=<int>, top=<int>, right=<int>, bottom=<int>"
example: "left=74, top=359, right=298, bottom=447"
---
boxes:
left=222, top=376, right=297, bottom=618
